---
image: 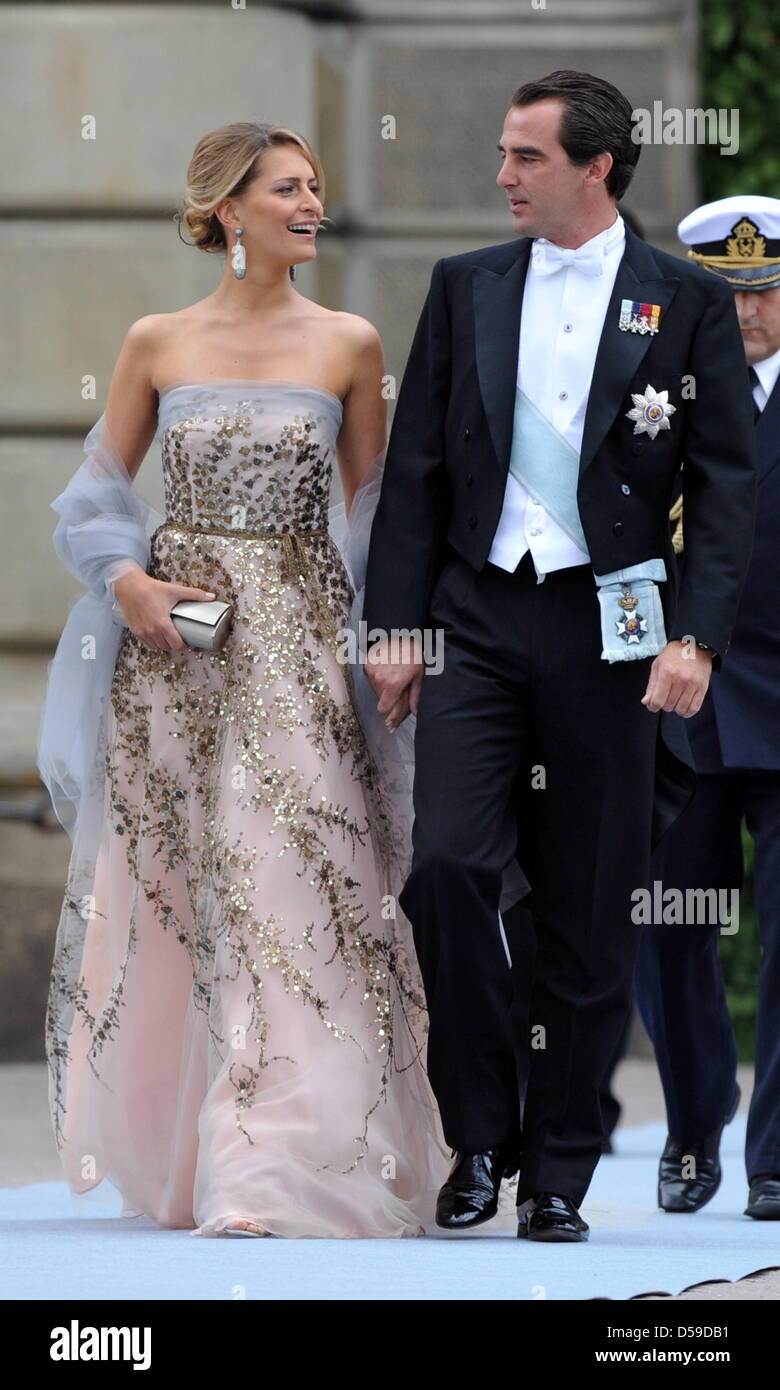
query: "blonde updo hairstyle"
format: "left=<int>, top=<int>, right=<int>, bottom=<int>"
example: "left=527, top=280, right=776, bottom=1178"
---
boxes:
left=175, top=122, right=328, bottom=281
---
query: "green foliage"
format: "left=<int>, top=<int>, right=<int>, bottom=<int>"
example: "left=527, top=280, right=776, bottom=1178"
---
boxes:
left=700, top=1, right=780, bottom=198
left=718, top=823, right=761, bottom=1061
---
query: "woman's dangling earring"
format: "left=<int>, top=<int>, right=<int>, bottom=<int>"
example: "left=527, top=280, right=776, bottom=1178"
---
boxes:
left=290, top=264, right=297, bottom=282
left=231, top=228, right=246, bottom=280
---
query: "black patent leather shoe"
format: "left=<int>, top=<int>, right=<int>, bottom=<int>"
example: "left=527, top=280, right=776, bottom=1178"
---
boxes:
left=745, top=1174, right=780, bottom=1220
left=435, top=1130, right=523, bottom=1230
left=517, top=1192, right=589, bottom=1242
left=658, top=1083, right=741, bottom=1214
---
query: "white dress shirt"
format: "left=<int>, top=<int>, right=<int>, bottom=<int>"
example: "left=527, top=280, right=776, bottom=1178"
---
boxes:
left=487, top=211, right=627, bottom=579
left=751, top=343, right=780, bottom=411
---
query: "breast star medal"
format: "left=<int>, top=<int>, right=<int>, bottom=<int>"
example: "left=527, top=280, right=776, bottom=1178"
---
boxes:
left=619, top=299, right=662, bottom=334
left=616, top=587, right=647, bottom=645
left=626, top=384, right=676, bottom=439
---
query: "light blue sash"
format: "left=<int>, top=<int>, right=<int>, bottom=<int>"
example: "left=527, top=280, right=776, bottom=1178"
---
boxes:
left=508, top=388, right=668, bottom=661
left=508, top=387, right=588, bottom=551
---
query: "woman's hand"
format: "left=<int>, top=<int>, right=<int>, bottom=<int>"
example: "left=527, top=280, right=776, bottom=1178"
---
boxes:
left=113, top=569, right=217, bottom=652
left=384, top=689, right=411, bottom=733
left=366, top=636, right=424, bottom=729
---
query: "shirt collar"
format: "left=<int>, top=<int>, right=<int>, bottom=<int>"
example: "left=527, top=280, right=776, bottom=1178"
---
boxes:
left=534, top=210, right=625, bottom=261
left=752, top=343, right=780, bottom=399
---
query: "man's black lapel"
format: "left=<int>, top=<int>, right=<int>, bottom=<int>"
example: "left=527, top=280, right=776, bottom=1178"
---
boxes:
left=472, top=239, right=531, bottom=477
left=579, top=227, right=681, bottom=475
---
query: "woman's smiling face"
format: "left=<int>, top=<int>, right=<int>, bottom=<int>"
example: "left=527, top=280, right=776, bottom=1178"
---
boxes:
left=219, top=144, right=324, bottom=272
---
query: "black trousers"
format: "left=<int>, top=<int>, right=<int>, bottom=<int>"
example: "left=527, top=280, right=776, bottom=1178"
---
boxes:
left=634, top=709, right=780, bottom=1181
left=399, top=548, right=659, bottom=1206
left=502, top=894, right=630, bottom=1141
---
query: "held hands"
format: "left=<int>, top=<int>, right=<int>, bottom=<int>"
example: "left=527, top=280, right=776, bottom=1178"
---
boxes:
left=365, top=635, right=424, bottom=733
left=113, top=569, right=217, bottom=653
left=641, top=639, right=714, bottom=717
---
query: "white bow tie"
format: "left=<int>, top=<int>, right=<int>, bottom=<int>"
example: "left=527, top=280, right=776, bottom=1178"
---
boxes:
left=531, top=239, right=604, bottom=277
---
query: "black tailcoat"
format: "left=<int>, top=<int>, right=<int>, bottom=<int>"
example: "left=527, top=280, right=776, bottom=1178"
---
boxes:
left=363, top=226, right=758, bottom=847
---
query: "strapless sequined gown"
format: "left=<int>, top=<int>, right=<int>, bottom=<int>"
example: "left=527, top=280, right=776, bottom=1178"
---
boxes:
left=45, top=381, right=453, bottom=1238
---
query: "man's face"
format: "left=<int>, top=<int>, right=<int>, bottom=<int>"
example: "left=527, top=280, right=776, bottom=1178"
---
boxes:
left=496, top=99, right=611, bottom=242
left=734, top=287, right=780, bottom=365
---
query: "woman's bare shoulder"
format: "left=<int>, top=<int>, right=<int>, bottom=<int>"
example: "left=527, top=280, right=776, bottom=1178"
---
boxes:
left=123, top=307, right=200, bottom=350
left=317, top=306, right=382, bottom=349
left=119, top=308, right=210, bottom=387
left=121, top=308, right=193, bottom=364
left=313, top=309, right=384, bottom=383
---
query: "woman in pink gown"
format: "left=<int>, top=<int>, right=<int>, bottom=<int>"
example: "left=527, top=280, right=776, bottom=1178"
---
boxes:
left=37, top=121, right=458, bottom=1238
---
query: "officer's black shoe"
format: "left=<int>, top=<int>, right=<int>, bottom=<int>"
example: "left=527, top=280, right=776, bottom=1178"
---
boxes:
left=745, top=1174, right=780, bottom=1220
left=435, top=1129, right=523, bottom=1230
left=658, top=1083, right=741, bottom=1214
left=516, top=1192, right=589, bottom=1242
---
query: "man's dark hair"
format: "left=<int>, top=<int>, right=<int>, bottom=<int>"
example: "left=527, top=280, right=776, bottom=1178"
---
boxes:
left=511, top=70, right=640, bottom=200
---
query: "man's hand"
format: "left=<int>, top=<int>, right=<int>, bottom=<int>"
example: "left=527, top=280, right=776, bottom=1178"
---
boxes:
left=365, top=635, right=424, bottom=732
left=641, top=639, right=714, bottom=717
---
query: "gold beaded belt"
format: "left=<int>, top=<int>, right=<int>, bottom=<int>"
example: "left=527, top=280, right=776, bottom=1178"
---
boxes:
left=157, top=523, right=333, bottom=603
left=157, top=518, right=346, bottom=697
left=158, top=520, right=329, bottom=540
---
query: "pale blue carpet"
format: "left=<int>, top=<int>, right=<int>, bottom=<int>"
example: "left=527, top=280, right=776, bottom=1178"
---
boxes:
left=2, top=1118, right=776, bottom=1300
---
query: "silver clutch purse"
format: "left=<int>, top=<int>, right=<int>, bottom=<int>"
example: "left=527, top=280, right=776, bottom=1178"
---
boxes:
left=111, top=597, right=233, bottom=652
